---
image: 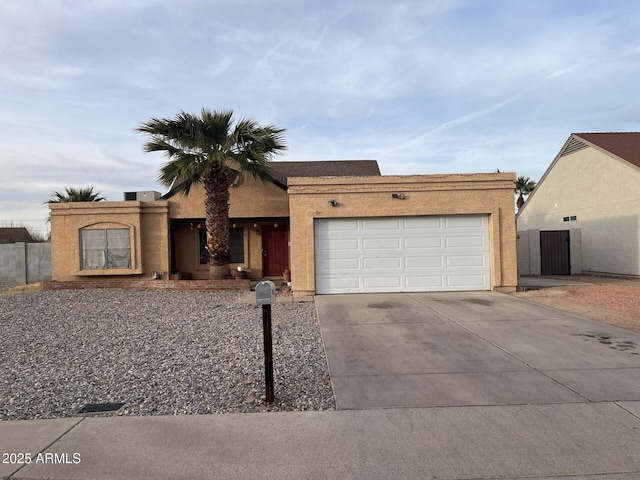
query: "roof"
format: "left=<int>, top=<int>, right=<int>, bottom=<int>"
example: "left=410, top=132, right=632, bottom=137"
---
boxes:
left=574, top=132, right=640, bottom=168
left=269, top=160, right=380, bottom=187
left=162, top=160, right=381, bottom=198
left=0, top=227, right=33, bottom=244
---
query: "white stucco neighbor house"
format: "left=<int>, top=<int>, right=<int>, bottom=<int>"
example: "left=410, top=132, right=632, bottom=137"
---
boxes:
left=517, top=132, right=640, bottom=277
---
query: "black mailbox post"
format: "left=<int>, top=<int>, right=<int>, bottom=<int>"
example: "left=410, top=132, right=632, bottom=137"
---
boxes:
left=256, top=281, right=277, bottom=403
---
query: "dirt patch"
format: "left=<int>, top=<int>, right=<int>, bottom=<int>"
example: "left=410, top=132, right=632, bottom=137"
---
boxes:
left=512, top=277, right=640, bottom=333
left=1, top=283, right=41, bottom=295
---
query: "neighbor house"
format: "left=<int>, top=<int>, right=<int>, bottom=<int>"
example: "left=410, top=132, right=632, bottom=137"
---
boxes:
left=0, top=227, right=33, bottom=244
left=517, top=132, right=640, bottom=277
left=49, top=160, right=518, bottom=294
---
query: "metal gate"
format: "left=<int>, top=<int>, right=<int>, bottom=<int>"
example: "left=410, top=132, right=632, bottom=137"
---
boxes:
left=540, top=230, right=570, bottom=275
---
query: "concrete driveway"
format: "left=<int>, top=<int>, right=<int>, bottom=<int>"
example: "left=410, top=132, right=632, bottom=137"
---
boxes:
left=315, top=291, right=640, bottom=410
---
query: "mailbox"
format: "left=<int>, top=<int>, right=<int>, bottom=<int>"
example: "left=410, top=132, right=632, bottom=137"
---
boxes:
left=256, top=280, right=277, bottom=305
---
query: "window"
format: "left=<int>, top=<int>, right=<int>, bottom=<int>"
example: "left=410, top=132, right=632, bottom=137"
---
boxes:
left=199, top=227, right=244, bottom=264
left=81, top=229, right=131, bottom=270
left=230, top=227, right=244, bottom=263
left=199, top=228, right=208, bottom=265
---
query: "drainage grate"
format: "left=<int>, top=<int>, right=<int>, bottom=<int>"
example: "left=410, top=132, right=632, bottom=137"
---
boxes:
left=77, top=402, right=125, bottom=415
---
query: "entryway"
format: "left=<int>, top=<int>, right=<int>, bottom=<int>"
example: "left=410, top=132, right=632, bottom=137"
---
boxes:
left=261, top=225, right=288, bottom=276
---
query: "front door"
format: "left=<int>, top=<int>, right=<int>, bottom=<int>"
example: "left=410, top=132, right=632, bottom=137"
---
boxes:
left=262, top=226, right=288, bottom=276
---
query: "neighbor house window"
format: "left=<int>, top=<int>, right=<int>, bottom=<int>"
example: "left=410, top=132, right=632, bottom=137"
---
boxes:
left=81, top=229, right=131, bottom=270
left=198, top=227, right=244, bottom=264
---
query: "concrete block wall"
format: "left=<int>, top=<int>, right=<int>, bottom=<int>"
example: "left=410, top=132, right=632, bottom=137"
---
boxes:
left=517, top=228, right=582, bottom=277
left=0, top=243, right=52, bottom=284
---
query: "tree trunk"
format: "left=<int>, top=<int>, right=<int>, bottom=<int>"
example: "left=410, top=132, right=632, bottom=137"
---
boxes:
left=202, top=164, right=233, bottom=280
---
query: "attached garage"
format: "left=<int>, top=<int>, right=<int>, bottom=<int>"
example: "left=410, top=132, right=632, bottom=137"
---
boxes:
left=287, top=173, right=517, bottom=296
left=314, top=215, right=491, bottom=294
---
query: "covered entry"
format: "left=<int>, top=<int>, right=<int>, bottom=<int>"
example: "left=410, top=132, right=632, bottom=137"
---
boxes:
left=314, top=215, right=491, bottom=294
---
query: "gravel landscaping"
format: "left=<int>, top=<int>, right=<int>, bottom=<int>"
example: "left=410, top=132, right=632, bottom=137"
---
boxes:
left=0, top=288, right=335, bottom=421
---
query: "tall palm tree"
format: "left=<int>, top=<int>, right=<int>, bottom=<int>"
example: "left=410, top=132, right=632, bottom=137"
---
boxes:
left=137, top=108, right=287, bottom=279
left=515, top=176, right=537, bottom=210
left=47, top=187, right=105, bottom=203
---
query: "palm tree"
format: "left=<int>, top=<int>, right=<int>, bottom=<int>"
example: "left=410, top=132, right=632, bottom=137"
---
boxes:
left=47, top=187, right=106, bottom=203
left=136, top=108, right=286, bottom=280
left=515, top=176, right=537, bottom=210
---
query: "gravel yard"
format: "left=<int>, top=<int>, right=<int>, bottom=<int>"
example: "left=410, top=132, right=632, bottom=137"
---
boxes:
left=0, top=288, right=335, bottom=421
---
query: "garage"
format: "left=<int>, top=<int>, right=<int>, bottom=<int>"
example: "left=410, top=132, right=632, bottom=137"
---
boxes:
left=314, top=215, right=491, bottom=294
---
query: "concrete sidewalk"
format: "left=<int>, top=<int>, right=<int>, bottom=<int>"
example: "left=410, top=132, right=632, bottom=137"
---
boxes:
left=2, top=402, right=640, bottom=479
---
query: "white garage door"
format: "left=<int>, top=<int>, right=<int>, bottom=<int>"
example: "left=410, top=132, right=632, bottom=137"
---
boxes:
left=314, top=215, right=491, bottom=294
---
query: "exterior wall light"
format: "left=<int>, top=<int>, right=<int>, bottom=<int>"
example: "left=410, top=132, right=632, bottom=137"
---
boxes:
left=328, top=199, right=338, bottom=207
left=391, top=193, right=406, bottom=200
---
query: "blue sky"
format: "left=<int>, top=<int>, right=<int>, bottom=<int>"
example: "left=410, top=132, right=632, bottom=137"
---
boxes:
left=2, top=0, right=639, bottom=237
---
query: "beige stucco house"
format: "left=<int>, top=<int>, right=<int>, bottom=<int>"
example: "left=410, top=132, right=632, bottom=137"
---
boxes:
left=49, top=160, right=518, bottom=294
left=517, top=132, right=640, bottom=277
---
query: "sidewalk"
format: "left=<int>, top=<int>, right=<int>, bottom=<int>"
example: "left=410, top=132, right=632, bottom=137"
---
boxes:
left=2, top=402, right=640, bottom=479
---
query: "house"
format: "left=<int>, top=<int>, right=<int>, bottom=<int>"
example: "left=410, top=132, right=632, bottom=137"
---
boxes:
left=49, top=160, right=518, bottom=294
left=517, top=132, right=640, bottom=277
left=0, top=227, right=34, bottom=244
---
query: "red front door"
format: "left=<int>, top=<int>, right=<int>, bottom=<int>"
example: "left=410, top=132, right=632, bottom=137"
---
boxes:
left=261, top=226, right=288, bottom=276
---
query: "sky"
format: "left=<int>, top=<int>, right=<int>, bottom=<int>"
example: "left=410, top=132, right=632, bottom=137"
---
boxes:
left=2, top=0, right=640, bottom=237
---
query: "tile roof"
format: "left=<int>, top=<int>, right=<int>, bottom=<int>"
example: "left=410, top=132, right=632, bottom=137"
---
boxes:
left=574, top=132, right=640, bottom=168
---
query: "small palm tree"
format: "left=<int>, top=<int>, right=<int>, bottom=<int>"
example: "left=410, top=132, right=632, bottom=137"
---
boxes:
left=515, top=176, right=537, bottom=210
left=137, top=108, right=286, bottom=279
left=47, top=187, right=106, bottom=203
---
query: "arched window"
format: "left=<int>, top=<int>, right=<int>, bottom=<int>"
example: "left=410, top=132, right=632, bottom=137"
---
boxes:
left=81, top=228, right=131, bottom=270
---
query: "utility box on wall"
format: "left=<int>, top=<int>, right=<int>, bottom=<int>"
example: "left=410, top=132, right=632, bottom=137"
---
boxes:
left=123, top=191, right=161, bottom=201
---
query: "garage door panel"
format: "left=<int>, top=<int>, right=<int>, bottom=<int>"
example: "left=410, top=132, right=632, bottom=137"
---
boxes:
left=447, top=274, right=489, bottom=289
left=362, top=276, right=402, bottom=289
left=315, top=219, right=359, bottom=234
left=404, top=217, right=442, bottom=229
left=446, top=216, right=485, bottom=228
left=405, top=276, right=445, bottom=289
left=405, top=257, right=443, bottom=268
left=446, top=255, right=486, bottom=267
left=363, top=257, right=402, bottom=269
left=315, top=216, right=490, bottom=294
left=316, top=275, right=361, bottom=290
left=404, top=237, right=443, bottom=249
left=362, top=218, right=401, bottom=231
left=446, top=235, right=485, bottom=248
left=315, top=238, right=360, bottom=252
left=363, top=238, right=401, bottom=250
left=317, top=257, right=361, bottom=271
